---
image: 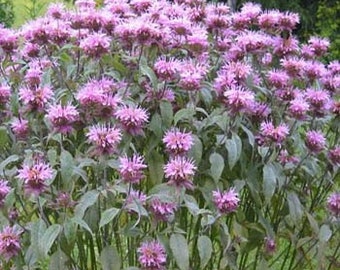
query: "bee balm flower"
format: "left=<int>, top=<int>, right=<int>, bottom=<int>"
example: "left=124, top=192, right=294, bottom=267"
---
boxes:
left=213, top=188, right=240, bottom=214
left=138, top=240, right=166, bottom=270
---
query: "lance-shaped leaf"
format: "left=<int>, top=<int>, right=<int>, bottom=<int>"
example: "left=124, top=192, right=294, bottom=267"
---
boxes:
left=197, top=235, right=212, bottom=268
left=263, top=163, right=277, bottom=203
left=209, top=152, right=224, bottom=183
left=100, top=246, right=121, bottom=270
left=170, top=234, right=189, bottom=270
left=99, top=208, right=120, bottom=228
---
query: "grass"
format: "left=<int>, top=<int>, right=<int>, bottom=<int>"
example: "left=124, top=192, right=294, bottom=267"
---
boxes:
left=13, top=0, right=70, bottom=28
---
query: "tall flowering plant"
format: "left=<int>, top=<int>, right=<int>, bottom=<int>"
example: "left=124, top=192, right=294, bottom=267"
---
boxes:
left=0, top=0, right=338, bottom=269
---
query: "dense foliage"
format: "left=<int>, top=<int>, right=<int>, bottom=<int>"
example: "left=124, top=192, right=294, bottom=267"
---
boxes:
left=0, top=0, right=339, bottom=269
left=0, top=0, right=14, bottom=27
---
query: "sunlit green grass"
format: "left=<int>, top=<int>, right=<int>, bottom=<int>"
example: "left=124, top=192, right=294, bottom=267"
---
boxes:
left=13, top=0, right=71, bottom=27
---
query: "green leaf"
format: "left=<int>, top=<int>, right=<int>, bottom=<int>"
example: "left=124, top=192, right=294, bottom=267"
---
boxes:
left=49, top=249, right=68, bottom=270
left=47, top=149, right=58, bottom=167
left=149, top=113, right=163, bottom=138
left=170, top=234, right=190, bottom=270
left=112, top=54, right=127, bottom=75
left=63, top=219, right=77, bottom=245
left=74, top=190, right=99, bottom=219
left=60, top=150, right=75, bottom=189
left=184, top=194, right=199, bottom=216
left=71, top=217, right=93, bottom=235
left=29, top=219, right=47, bottom=260
left=174, top=108, right=195, bottom=125
left=0, top=126, right=9, bottom=148
left=188, top=135, right=202, bottom=164
left=263, top=164, right=277, bottom=203
left=148, top=151, right=164, bottom=185
left=225, top=133, right=241, bottom=170
left=287, top=192, right=303, bottom=225
left=241, top=124, right=255, bottom=148
left=209, top=152, right=224, bottom=183
left=319, top=224, right=332, bottom=243
left=140, top=58, right=158, bottom=88
left=100, top=246, right=121, bottom=270
left=160, top=101, right=173, bottom=128
left=99, top=208, right=120, bottom=228
left=39, top=224, right=62, bottom=257
left=197, top=235, right=212, bottom=268
left=306, top=212, right=319, bottom=235
left=0, top=154, right=19, bottom=176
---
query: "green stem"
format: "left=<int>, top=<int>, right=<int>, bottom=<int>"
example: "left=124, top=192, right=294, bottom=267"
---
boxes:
left=280, top=241, right=292, bottom=270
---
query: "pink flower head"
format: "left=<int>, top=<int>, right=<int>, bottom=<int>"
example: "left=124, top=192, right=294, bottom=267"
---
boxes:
left=281, top=57, right=305, bottom=78
left=232, top=2, right=261, bottom=29
left=47, top=103, right=79, bottom=134
left=80, top=33, right=111, bottom=58
left=328, top=60, right=340, bottom=75
left=267, top=69, right=290, bottom=88
left=0, top=27, right=18, bottom=54
left=154, top=56, right=180, bottom=81
left=21, top=18, right=50, bottom=46
left=52, top=192, right=75, bottom=210
left=205, top=4, right=230, bottom=32
left=223, top=86, right=255, bottom=114
left=17, top=162, right=53, bottom=196
left=272, top=36, right=299, bottom=56
left=303, top=61, right=326, bottom=81
left=308, top=37, right=330, bottom=57
left=275, top=86, right=297, bottom=102
left=305, top=130, right=326, bottom=154
left=21, top=42, right=40, bottom=59
left=145, top=86, right=175, bottom=103
left=24, top=67, right=43, bottom=88
left=223, top=61, right=252, bottom=83
left=289, top=96, right=309, bottom=120
left=149, top=198, right=177, bottom=222
left=0, top=226, right=20, bottom=261
left=212, top=188, right=240, bottom=214
left=138, top=240, right=167, bottom=270
left=277, top=150, right=299, bottom=166
left=236, top=31, right=271, bottom=54
left=164, top=156, right=196, bottom=190
left=327, top=193, right=340, bottom=217
left=332, top=101, right=340, bottom=116
left=75, top=0, right=96, bottom=11
left=44, top=20, right=71, bottom=46
left=178, top=60, right=207, bottom=91
left=19, top=86, right=53, bottom=112
left=186, top=26, right=209, bottom=54
left=11, top=118, right=29, bottom=140
left=264, top=237, right=276, bottom=255
left=0, top=180, right=11, bottom=206
left=0, top=85, right=11, bottom=106
left=278, top=11, right=299, bottom=32
left=115, top=106, right=148, bottom=135
left=46, top=2, right=66, bottom=19
left=259, top=121, right=289, bottom=146
left=328, top=146, right=340, bottom=166
left=163, top=129, right=194, bottom=155
left=119, top=154, right=147, bottom=184
left=87, top=124, right=122, bottom=155
left=126, top=189, right=147, bottom=205
left=247, top=102, right=271, bottom=122
left=305, top=88, right=330, bottom=116
left=258, top=10, right=281, bottom=32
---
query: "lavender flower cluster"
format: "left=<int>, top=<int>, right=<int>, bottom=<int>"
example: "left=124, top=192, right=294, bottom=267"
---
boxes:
left=0, top=0, right=338, bottom=268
